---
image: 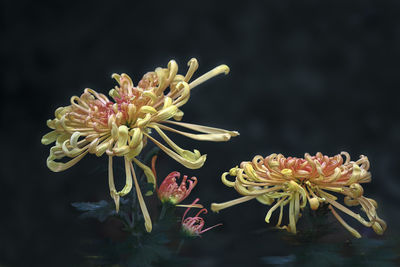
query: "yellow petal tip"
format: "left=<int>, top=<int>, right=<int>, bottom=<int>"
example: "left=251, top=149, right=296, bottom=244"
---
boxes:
left=210, top=203, right=219, bottom=213
left=220, top=64, right=230, bottom=75
left=145, top=222, right=152, bottom=233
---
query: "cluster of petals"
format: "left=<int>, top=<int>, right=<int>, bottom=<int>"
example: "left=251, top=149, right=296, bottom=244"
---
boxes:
left=42, top=58, right=239, bottom=232
left=181, top=198, right=222, bottom=237
left=211, top=152, right=386, bottom=238
left=158, top=171, right=197, bottom=205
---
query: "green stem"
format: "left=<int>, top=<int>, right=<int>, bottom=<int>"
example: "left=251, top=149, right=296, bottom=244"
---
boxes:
left=159, top=204, right=167, bottom=220
left=176, top=239, right=185, bottom=254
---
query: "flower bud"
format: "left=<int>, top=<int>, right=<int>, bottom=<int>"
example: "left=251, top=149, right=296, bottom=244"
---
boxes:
left=158, top=171, right=197, bottom=205
left=309, top=197, right=320, bottom=210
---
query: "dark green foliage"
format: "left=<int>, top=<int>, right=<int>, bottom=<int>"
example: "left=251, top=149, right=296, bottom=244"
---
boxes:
left=72, top=199, right=128, bottom=223
left=123, top=228, right=172, bottom=266
left=71, top=200, right=114, bottom=222
left=283, top=203, right=335, bottom=244
left=260, top=205, right=400, bottom=266
left=76, top=202, right=185, bottom=267
left=71, top=147, right=191, bottom=266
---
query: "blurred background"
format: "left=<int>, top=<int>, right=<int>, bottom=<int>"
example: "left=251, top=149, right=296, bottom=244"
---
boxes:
left=1, top=0, right=400, bottom=266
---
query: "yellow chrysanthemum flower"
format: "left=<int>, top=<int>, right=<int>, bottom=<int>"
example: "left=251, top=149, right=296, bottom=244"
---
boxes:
left=211, top=152, right=386, bottom=238
left=42, top=58, right=239, bottom=232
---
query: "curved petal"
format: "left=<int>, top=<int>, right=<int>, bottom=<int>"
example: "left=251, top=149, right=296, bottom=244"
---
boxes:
left=163, top=120, right=239, bottom=138
left=328, top=205, right=361, bottom=238
left=108, top=156, right=120, bottom=212
left=41, top=131, right=59, bottom=145
left=211, top=196, right=257, bottom=213
left=108, top=156, right=133, bottom=212
left=320, top=191, right=374, bottom=227
left=347, top=164, right=361, bottom=184
left=47, top=150, right=89, bottom=172
left=288, top=197, right=296, bottom=234
left=132, top=157, right=156, bottom=196
left=221, top=172, right=235, bottom=187
left=189, top=64, right=230, bottom=89
left=265, top=197, right=287, bottom=223
left=151, top=105, right=178, bottom=122
left=256, top=194, right=274, bottom=205
left=152, top=122, right=234, bottom=142
left=144, top=132, right=206, bottom=169
left=130, top=161, right=152, bottom=233
left=145, top=125, right=206, bottom=165
left=172, top=81, right=190, bottom=108
left=184, top=58, right=199, bottom=82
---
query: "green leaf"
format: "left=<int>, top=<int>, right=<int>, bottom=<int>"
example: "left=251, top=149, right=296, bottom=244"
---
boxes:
left=124, top=232, right=172, bottom=267
left=72, top=199, right=129, bottom=223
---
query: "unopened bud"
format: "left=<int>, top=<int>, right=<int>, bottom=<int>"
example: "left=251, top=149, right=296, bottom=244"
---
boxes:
left=309, top=197, right=320, bottom=210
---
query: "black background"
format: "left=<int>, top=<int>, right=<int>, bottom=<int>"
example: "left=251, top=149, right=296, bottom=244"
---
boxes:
left=1, top=0, right=400, bottom=266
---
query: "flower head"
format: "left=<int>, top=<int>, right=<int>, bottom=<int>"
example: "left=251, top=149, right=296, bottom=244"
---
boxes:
left=42, top=58, right=239, bottom=232
left=211, top=152, right=386, bottom=238
left=158, top=171, right=197, bottom=205
left=181, top=198, right=222, bottom=237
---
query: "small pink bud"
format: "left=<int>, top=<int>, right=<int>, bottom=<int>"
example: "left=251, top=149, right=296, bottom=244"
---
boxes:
left=158, top=172, right=197, bottom=205
left=181, top=198, right=222, bottom=237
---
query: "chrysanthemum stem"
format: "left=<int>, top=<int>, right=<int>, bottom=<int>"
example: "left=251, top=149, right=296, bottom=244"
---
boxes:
left=176, top=239, right=185, bottom=254
left=159, top=204, right=167, bottom=220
